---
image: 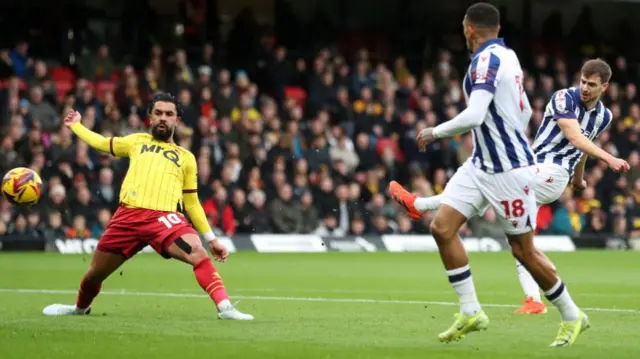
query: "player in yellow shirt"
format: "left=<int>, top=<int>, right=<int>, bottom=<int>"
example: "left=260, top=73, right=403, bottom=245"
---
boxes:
left=42, top=93, right=253, bottom=320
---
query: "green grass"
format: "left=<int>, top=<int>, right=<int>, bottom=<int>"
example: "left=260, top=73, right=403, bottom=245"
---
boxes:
left=0, top=251, right=639, bottom=359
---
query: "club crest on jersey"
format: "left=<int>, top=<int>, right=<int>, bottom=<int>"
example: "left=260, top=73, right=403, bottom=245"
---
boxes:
left=140, top=144, right=181, bottom=167
left=555, top=90, right=568, bottom=113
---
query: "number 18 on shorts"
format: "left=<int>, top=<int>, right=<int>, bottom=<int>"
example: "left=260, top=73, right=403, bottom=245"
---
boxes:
left=442, top=162, right=538, bottom=235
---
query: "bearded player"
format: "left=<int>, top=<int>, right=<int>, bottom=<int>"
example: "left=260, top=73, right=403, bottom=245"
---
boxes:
left=390, top=58, right=629, bottom=315
left=42, top=93, right=253, bottom=320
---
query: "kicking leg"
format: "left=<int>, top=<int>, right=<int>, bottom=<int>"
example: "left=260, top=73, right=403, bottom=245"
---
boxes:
left=431, top=204, right=489, bottom=343
left=389, top=181, right=442, bottom=219
left=165, top=234, right=253, bottom=320
left=43, top=250, right=126, bottom=316
left=509, top=233, right=589, bottom=347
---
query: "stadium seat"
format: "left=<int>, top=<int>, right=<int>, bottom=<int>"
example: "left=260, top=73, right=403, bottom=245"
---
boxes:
left=284, top=86, right=306, bottom=107
left=51, top=67, right=76, bottom=83
left=376, top=138, right=405, bottom=162
left=95, top=81, right=117, bottom=100
left=109, top=72, right=120, bottom=83
left=54, top=80, right=74, bottom=103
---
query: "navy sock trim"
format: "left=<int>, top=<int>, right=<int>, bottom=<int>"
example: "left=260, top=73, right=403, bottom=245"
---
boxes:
left=448, top=269, right=471, bottom=284
left=545, top=281, right=565, bottom=302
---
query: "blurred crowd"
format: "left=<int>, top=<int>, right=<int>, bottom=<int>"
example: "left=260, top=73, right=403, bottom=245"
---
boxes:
left=1, top=28, right=639, bottom=241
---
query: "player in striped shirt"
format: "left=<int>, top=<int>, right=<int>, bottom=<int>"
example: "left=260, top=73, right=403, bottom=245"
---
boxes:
left=389, top=3, right=590, bottom=347
left=391, top=59, right=629, bottom=316
left=517, top=59, right=629, bottom=312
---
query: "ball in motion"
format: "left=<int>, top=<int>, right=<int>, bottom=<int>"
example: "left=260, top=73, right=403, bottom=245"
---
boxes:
left=1, top=167, right=43, bottom=206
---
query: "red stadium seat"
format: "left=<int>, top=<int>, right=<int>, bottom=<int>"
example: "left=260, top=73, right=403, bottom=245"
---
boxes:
left=284, top=86, right=306, bottom=106
left=95, top=80, right=116, bottom=100
left=51, top=67, right=76, bottom=83
left=110, top=72, right=120, bottom=83
left=0, top=79, right=27, bottom=90
left=54, top=80, right=74, bottom=103
left=376, top=138, right=405, bottom=162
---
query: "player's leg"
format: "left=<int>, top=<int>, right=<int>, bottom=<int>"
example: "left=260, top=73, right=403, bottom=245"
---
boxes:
left=425, top=164, right=490, bottom=342
left=42, top=209, right=141, bottom=316
left=489, top=167, right=588, bottom=347
left=508, top=231, right=588, bottom=347
left=159, top=228, right=253, bottom=320
left=389, top=181, right=442, bottom=219
left=514, top=165, right=565, bottom=314
left=43, top=249, right=127, bottom=316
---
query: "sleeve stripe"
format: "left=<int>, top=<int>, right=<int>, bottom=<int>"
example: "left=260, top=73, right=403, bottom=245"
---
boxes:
left=183, top=189, right=197, bottom=193
left=471, top=83, right=496, bottom=94
left=109, top=137, right=115, bottom=156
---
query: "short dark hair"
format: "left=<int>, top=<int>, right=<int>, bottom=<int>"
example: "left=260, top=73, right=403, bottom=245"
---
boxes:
left=581, top=58, right=612, bottom=84
left=149, top=92, right=183, bottom=117
left=466, top=3, right=500, bottom=29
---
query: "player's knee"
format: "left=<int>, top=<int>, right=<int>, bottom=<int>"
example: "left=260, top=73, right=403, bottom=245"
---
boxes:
left=189, top=245, right=208, bottom=264
left=430, top=219, right=455, bottom=240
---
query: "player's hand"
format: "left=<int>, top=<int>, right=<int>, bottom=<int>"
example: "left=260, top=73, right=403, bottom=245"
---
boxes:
left=416, top=127, right=436, bottom=152
left=207, top=239, right=229, bottom=262
left=571, top=179, right=587, bottom=191
left=63, top=110, right=81, bottom=127
left=607, top=157, right=630, bottom=173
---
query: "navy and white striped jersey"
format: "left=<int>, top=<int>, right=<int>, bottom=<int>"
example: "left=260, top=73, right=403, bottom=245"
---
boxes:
left=532, top=87, right=612, bottom=175
left=462, top=38, right=535, bottom=174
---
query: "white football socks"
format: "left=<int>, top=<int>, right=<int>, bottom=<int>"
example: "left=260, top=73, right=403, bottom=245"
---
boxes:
left=414, top=194, right=443, bottom=212
left=516, top=260, right=542, bottom=302
left=446, top=265, right=482, bottom=315
left=544, top=279, right=580, bottom=322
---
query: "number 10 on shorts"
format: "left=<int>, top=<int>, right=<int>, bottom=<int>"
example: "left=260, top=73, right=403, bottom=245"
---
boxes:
left=158, top=213, right=184, bottom=228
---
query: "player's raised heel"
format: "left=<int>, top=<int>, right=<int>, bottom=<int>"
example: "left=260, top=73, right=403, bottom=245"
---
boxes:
left=217, top=301, right=254, bottom=320
left=438, top=310, right=489, bottom=343
left=42, top=304, right=91, bottom=316
left=549, top=311, right=590, bottom=347
left=514, top=297, right=547, bottom=314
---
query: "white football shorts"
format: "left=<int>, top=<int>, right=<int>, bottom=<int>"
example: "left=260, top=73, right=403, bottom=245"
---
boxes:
left=534, top=163, right=570, bottom=206
left=441, top=160, right=538, bottom=235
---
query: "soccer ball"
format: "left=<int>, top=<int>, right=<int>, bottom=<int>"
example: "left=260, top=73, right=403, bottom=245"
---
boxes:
left=1, top=167, right=43, bottom=206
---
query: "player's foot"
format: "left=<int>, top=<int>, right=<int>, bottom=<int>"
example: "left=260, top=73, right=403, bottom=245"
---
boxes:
left=549, top=311, right=590, bottom=347
left=438, top=310, right=489, bottom=343
left=389, top=181, right=422, bottom=220
left=42, top=304, right=91, bottom=316
left=217, top=300, right=254, bottom=320
left=513, top=297, right=547, bottom=314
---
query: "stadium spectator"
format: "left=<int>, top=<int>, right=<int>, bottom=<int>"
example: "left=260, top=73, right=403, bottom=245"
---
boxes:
left=1, top=8, right=640, bottom=243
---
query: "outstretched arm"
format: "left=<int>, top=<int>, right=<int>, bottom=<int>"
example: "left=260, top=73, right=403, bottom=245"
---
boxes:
left=65, top=111, right=134, bottom=157
left=557, top=119, right=614, bottom=163
left=432, top=90, right=494, bottom=138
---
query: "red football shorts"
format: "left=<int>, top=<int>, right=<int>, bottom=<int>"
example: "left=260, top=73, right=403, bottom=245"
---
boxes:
left=97, top=206, right=198, bottom=259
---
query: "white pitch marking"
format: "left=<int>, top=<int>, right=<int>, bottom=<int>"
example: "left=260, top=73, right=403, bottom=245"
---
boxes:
left=0, top=288, right=638, bottom=314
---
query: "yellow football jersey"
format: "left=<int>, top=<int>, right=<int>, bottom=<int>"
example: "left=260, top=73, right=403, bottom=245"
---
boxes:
left=108, top=133, right=198, bottom=212
left=70, top=122, right=213, bottom=235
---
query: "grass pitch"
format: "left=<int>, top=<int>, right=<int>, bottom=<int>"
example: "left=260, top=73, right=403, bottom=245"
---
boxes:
left=0, top=251, right=638, bottom=359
